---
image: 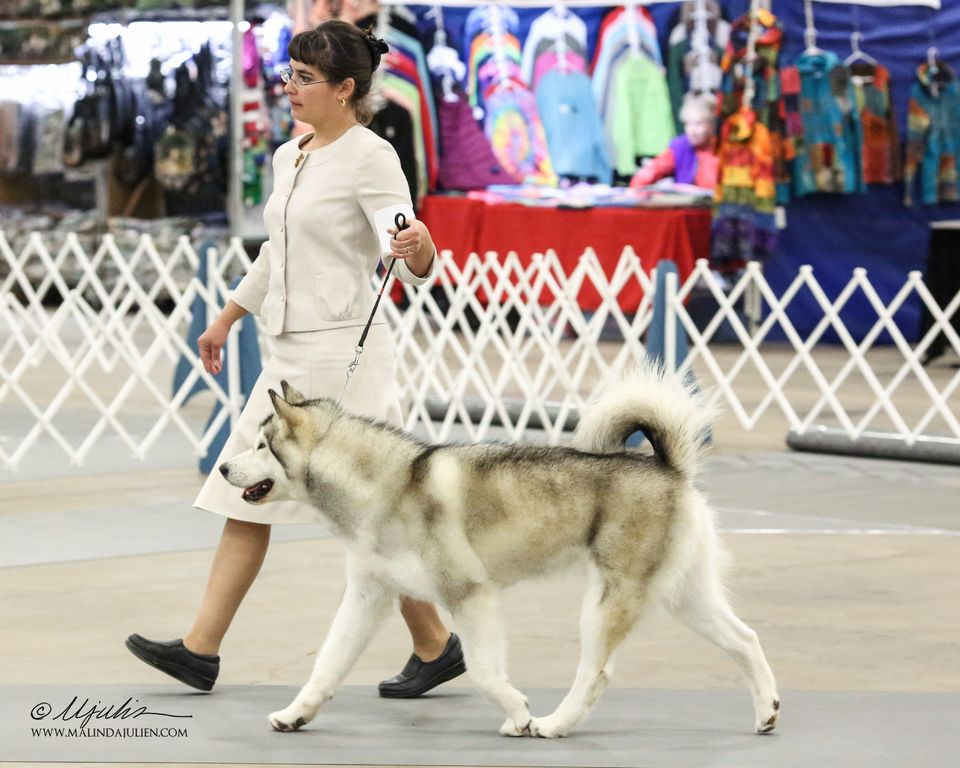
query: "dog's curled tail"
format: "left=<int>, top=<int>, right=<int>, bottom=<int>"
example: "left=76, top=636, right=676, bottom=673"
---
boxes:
left=573, top=361, right=716, bottom=478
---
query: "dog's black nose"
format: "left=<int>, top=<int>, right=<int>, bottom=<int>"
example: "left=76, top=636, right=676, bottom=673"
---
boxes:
left=219, top=464, right=229, bottom=477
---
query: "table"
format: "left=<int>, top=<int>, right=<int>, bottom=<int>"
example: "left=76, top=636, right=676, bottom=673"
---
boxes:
left=413, top=195, right=711, bottom=312
left=919, top=221, right=960, bottom=364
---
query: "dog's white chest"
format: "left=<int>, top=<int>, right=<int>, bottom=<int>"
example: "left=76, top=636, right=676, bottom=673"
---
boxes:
left=353, top=546, right=440, bottom=603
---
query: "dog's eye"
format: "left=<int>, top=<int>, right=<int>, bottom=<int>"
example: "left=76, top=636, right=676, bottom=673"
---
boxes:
left=257, top=442, right=266, bottom=450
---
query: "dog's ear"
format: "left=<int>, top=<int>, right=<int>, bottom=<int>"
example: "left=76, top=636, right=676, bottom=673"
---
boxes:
left=268, top=388, right=306, bottom=427
left=280, top=379, right=306, bottom=405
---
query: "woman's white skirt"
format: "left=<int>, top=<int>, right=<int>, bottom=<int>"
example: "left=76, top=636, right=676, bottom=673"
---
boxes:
left=193, top=323, right=402, bottom=525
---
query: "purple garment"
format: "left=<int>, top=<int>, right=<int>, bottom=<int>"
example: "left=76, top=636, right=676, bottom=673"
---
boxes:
left=438, top=95, right=518, bottom=191
left=669, top=135, right=698, bottom=186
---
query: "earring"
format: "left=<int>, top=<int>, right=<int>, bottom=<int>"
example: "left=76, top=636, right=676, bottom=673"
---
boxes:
left=339, top=97, right=346, bottom=106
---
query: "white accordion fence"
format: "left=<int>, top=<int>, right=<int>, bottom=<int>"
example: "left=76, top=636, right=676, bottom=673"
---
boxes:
left=1, top=231, right=958, bottom=472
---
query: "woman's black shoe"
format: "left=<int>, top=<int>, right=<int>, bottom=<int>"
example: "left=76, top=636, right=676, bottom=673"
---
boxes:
left=378, top=633, right=467, bottom=698
left=125, top=634, right=219, bottom=692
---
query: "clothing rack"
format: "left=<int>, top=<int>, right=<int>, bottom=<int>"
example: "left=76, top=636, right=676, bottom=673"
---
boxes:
left=377, top=1, right=670, bottom=7
left=379, top=1, right=923, bottom=6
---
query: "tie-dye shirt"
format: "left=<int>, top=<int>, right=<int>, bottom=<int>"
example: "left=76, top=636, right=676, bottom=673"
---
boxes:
left=484, top=82, right=556, bottom=187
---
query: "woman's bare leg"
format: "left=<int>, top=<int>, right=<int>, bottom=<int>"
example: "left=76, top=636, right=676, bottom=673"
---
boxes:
left=182, top=518, right=271, bottom=655
left=400, top=597, right=451, bottom=661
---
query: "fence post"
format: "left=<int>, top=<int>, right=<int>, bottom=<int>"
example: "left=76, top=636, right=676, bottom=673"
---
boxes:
left=223, top=288, right=242, bottom=433
left=664, top=267, right=679, bottom=371
left=205, top=245, right=218, bottom=331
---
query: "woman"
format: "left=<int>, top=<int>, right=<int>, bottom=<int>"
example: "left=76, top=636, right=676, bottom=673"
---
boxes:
left=630, top=93, right=719, bottom=190
left=126, top=21, right=465, bottom=699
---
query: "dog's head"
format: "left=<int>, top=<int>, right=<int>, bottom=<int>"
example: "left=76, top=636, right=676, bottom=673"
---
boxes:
left=219, top=380, right=337, bottom=505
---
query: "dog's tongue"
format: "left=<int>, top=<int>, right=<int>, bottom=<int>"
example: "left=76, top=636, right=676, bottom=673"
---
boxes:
left=242, top=479, right=274, bottom=502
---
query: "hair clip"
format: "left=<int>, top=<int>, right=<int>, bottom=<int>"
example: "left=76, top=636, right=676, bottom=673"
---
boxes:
left=365, top=34, right=389, bottom=71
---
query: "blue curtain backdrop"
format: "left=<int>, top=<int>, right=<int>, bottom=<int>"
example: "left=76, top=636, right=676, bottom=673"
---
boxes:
left=410, top=2, right=960, bottom=342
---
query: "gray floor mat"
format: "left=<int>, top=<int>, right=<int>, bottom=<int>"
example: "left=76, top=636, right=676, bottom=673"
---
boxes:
left=2, top=685, right=958, bottom=767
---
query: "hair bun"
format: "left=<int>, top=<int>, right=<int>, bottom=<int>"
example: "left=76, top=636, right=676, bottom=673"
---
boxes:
left=363, top=32, right=389, bottom=71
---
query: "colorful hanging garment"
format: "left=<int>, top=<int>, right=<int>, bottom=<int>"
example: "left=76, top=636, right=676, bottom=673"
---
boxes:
left=521, top=6, right=588, bottom=87
left=437, top=90, right=517, bottom=190
left=608, top=54, right=676, bottom=175
left=784, top=51, right=864, bottom=197
left=711, top=108, right=778, bottom=271
left=484, top=82, right=556, bottom=186
left=904, top=62, right=960, bottom=206
left=535, top=69, right=611, bottom=183
left=850, top=62, right=901, bottom=185
left=719, top=9, right=792, bottom=202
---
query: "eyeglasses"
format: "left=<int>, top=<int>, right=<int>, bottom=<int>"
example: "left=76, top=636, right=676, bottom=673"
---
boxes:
left=279, top=68, right=331, bottom=88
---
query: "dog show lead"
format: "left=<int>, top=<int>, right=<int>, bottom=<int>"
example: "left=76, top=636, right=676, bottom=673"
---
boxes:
left=125, top=20, right=466, bottom=699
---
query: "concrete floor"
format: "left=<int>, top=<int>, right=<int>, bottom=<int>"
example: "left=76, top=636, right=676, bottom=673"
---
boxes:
left=1, top=440, right=958, bottom=767
left=3, top=685, right=958, bottom=766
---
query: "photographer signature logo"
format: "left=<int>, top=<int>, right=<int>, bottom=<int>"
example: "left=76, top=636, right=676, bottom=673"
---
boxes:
left=30, top=696, right=192, bottom=730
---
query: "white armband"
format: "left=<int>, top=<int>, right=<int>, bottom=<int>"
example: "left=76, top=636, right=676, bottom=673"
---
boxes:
left=372, top=204, right=416, bottom=256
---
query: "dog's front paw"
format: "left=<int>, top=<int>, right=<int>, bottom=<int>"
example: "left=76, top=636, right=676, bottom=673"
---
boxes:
left=269, top=700, right=319, bottom=733
left=755, top=697, right=780, bottom=734
left=499, top=717, right=532, bottom=737
left=529, top=715, right=569, bottom=739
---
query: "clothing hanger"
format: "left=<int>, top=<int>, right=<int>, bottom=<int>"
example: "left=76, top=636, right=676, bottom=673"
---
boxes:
left=687, top=0, right=718, bottom=93
left=485, top=3, right=514, bottom=84
left=845, top=30, right=876, bottom=85
left=624, top=0, right=642, bottom=59
left=844, top=31, right=876, bottom=67
left=803, top=0, right=824, bottom=56
left=553, top=2, right=571, bottom=73
left=426, top=3, right=465, bottom=100
left=681, top=0, right=719, bottom=28
left=928, top=48, right=941, bottom=96
left=926, top=45, right=952, bottom=97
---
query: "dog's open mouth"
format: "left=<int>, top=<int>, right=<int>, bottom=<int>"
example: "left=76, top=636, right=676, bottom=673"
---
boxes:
left=242, top=479, right=274, bottom=503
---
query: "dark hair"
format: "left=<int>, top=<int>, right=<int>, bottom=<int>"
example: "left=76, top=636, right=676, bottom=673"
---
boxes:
left=288, top=20, right=389, bottom=125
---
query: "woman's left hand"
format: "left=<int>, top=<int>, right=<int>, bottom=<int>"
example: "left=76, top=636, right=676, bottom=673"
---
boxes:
left=387, top=218, right=427, bottom=261
left=387, top=218, right=434, bottom=277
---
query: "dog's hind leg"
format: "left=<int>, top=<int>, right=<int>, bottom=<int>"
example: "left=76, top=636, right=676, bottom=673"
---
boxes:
left=269, top=563, right=393, bottom=732
left=668, top=558, right=780, bottom=734
left=529, top=567, right=644, bottom=738
left=450, top=585, right=532, bottom=737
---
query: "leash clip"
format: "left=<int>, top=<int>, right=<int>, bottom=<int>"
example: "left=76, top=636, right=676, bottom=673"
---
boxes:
left=337, top=345, right=364, bottom=406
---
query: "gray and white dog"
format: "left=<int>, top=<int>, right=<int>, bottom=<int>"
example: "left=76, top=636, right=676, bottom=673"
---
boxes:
left=220, top=363, right=780, bottom=738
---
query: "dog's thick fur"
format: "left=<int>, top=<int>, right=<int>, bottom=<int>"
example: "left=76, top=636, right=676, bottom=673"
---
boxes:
left=220, top=363, right=780, bottom=738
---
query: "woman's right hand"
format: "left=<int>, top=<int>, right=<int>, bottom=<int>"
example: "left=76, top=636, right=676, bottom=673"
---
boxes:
left=198, top=319, right=230, bottom=375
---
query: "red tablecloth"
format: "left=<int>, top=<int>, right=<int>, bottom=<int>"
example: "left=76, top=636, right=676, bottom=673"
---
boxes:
left=412, top=196, right=711, bottom=312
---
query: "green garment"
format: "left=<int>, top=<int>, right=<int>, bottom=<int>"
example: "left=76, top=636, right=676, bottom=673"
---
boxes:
left=610, top=55, right=676, bottom=176
left=667, top=37, right=725, bottom=132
